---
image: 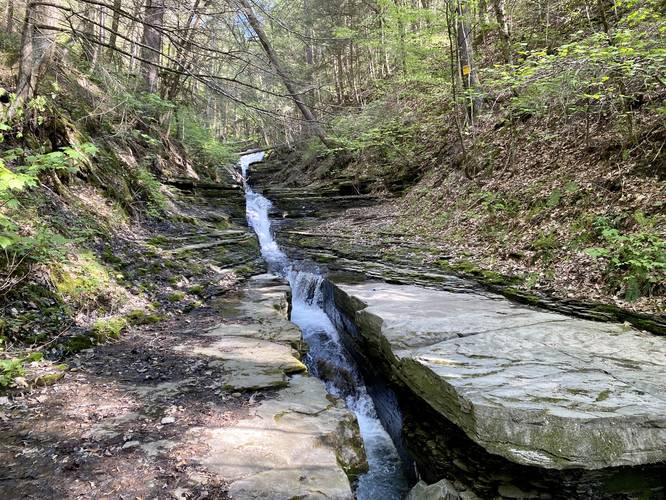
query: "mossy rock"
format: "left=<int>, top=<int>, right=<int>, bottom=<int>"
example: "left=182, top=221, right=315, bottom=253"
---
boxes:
left=25, top=352, right=44, bottom=363
left=34, top=370, right=66, bottom=387
left=63, top=334, right=97, bottom=353
left=101, top=246, right=125, bottom=265
left=126, top=309, right=164, bottom=325
left=502, top=286, right=542, bottom=305
left=147, top=235, right=169, bottom=247
left=167, top=291, right=186, bottom=302
left=188, top=284, right=205, bottom=296
left=52, top=251, right=114, bottom=309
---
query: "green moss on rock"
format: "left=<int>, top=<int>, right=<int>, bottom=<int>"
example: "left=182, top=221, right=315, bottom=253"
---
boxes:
left=126, top=309, right=164, bottom=325
left=63, top=334, right=96, bottom=353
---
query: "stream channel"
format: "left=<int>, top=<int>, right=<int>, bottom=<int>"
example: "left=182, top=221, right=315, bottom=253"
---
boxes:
left=240, top=152, right=410, bottom=499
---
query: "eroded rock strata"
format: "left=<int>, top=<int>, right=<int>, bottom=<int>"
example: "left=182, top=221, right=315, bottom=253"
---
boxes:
left=323, top=280, right=666, bottom=498
left=193, top=274, right=367, bottom=498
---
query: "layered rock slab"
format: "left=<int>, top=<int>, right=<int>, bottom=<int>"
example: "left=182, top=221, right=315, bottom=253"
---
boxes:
left=328, top=281, right=666, bottom=470
left=182, top=274, right=366, bottom=497
left=202, top=376, right=366, bottom=500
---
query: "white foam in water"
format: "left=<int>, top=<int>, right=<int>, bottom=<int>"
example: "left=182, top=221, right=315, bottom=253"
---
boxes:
left=240, top=153, right=408, bottom=499
left=241, top=152, right=288, bottom=265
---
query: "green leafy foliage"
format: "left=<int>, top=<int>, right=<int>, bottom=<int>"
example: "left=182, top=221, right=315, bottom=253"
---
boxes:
left=176, top=108, right=236, bottom=169
left=92, top=317, right=128, bottom=341
left=585, top=216, right=666, bottom=300
left=1, top=141, right=98, bottom=252
left=134, top=167, right=167, bottom=218
left=117, top=91, right=176, bottom=121
left=0, top=357, right=25, bottom=387
left=481, top=7, right=665, bottom=132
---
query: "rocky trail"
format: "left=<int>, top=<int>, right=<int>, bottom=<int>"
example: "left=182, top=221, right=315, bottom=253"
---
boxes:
left=0, top=271, right=365, bottom=499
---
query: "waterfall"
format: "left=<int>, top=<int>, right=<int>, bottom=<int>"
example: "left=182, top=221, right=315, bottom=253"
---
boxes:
left=240, top=152, right=408, bottom=499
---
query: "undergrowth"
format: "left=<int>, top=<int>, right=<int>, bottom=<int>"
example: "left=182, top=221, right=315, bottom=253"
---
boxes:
left=0, top=33, right=242, bottom=390
left=286, top=1, right=665, bottom=306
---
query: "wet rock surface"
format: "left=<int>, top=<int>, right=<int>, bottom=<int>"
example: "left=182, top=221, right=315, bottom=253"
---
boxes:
left=328, top=280, right=666, bottom=471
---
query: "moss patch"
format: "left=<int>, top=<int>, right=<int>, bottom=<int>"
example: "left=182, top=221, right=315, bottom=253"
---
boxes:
left=126, top=309, right=164, bottom=325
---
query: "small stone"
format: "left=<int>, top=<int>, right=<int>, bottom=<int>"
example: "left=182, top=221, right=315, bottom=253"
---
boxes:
left=13, top=377, right=29, bottom=388
left=122, top=440, right=141, bottom=450
left=161, top=416, right=176, bottom=425
left=172, top=487, right=191, bottom=500
left=231, top=392, right=242, bottom=398
left=498, top=484, right=537, bottom=498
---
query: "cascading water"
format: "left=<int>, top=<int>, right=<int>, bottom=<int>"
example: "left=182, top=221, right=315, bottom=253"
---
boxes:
left=240, top=152, right=409, bottom=499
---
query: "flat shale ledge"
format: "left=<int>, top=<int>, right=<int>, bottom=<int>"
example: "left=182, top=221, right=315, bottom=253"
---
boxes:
left=327, top=280, right=666, bottom=470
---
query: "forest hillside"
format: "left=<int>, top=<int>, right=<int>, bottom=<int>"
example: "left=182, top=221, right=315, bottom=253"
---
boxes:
left=256, top=0, right=666, bottom=317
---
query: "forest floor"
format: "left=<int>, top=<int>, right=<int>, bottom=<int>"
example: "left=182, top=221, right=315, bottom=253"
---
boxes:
left=1, top=178, right=364, bottom=500
left=0, top=182, right=263, bottom=498
left=1, top=304, right=245, bottom=499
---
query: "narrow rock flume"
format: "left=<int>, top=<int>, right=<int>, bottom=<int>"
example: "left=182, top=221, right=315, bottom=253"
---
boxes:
left=240, top=152, right=409, bottom=499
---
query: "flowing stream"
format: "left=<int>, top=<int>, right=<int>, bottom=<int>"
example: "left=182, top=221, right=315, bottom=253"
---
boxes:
left=240, top=152, right=409, bottom=499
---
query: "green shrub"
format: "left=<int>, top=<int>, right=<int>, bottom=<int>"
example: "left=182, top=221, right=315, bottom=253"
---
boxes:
left=116, top=91, right=175, bottom=122
left=0, top=358, right=25, bottom=387
left=135, top=167, right=167, bottom=217
left=176, top=108, right=236, bottom=168
left=531, top=230, right=559, bottom=263
left=0, top=143, right=98, bottom=296
left=584, top=216, right=666, bottom=300
left=92, top=317, right=128, bottom=341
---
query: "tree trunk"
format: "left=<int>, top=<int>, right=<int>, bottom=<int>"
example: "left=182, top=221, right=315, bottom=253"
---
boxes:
left=8, top=0, right=59, bottom=119
left=395, top=0, right=407, bottom=77
left=92, top=6, right=106, bottom=66
left=237, top=0, right=330, bottom=147
left=492, top=0, right=512, bottom=64
left=5, top=0, right=14, bottom=33
left=140, top=0, right=165, bottom=93
left=107, top=0, right=122, bottom=58
left=478, top=0, right=487, bottom=43
left=80, top=2, right=96, bottom=61
left=165, top=0, right=213, bottom=101
left=596, top=0, right=611, bottom=38
left=303, top=0, right=314, bottom=66
left=456, top=0, right=480, bottom=121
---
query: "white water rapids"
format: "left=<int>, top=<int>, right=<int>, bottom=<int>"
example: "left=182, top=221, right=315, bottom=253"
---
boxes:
left=240, top=152, right=409, bottom=499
